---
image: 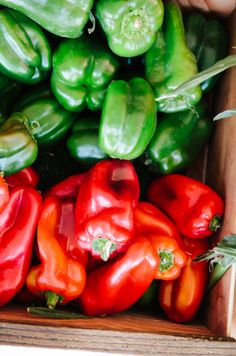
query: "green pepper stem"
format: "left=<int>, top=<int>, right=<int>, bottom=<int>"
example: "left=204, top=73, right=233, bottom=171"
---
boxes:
left=88, top=12, right=96, bottom=34
left=92, top=237, right=117, bottom=261
left=44, top=291, right=63, bottom=309
left=209, top=214, right=222, bottom=232
left=27, top=307, right=88, bottom=319
left=158, top=249, right=174, bottom=273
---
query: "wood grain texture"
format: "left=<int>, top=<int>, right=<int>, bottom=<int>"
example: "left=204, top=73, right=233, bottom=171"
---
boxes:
left=204, top=8, right=236, bottom=338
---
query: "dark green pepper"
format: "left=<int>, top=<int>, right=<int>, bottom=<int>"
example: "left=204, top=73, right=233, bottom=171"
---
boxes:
left=145, top=1, right=202, bottom=113
left=0, top=0, right=94, bottom=38
left=95, top=0, right=164, bottom=57
left=0, top=113, right=38, bottom=176
left=14, top=85, right=76, bottom=147
left=67, top=116, right=108, bottom=168
left=0, top=74, right=22, bottom=124
left=98, top=77, right=156, bottom=160
left=51, top=36, right=119, bottom=112
left=143, top=102, right=213, bottom=175
left=0, top=8, right=51, bottom=84
left=184, top=13, right=228, bottom=93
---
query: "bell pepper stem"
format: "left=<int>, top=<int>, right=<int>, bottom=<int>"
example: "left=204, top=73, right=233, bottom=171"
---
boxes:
left=44, top=291, right=63, bottom=309
left=209, top=214, right=222, bottom=232
left=88, top=12, right=96, bottom=34
left=158, top=249, right=174, bottom=272
left=92, top=237, right=117, bottom=261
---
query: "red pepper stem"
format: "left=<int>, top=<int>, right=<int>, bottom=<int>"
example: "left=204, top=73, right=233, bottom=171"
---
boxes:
left=158, top=249, right=174, bottom=272
left=92, top=238, right=117, bottom=261
left=44, top=291, right=62, bottom=310
left=209, top=215, right=221, bottom=232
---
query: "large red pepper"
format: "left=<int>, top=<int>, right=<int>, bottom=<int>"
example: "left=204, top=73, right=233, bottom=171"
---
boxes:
left=158, top=237, right=209, bottom=323
left=45, top=172, right=87, bottom=200
left=134, top=202, right=187, bottom=280
left=26, top=195, right=86, bottom=309
left=78, top=236, right=157, bottom=316
left=0, top=186, right=42, bottom=307
left=0, top=175, right=9, bottom=214
left=75, top=159, right=140, bottom=261
left=147, top=174, right=224, bottom=239
left=5, top=167, right=39, bottom=189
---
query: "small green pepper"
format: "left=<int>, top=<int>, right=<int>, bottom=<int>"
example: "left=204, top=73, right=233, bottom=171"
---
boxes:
left=145, top=1, right=202, bottom=113
left=184, top=13, right=228, bottom=93
left=67, top=116, right=108, bottom=168
left=51, top=36, right=119, bottom=112
left=143, top=102, right=213, bottom=175
left=14, top=84, right=76, bottom=147
left=95, top=0, right=164, bottom=57
left=0, top=8, right=51, bottom=84
left=98, top=77, right=156, bottom=160
left=0, top=113, right=38, bottom=176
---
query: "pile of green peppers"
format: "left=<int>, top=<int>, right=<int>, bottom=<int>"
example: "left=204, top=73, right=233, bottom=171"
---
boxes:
left=0, top=0, right=229, bottom=178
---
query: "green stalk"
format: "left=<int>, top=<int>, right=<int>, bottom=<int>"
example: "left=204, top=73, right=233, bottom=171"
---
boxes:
left=27, top=307, right=88, bottom=319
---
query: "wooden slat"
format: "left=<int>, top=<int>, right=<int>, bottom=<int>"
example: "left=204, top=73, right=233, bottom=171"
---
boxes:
left=204, top=8, right=236, bottom=338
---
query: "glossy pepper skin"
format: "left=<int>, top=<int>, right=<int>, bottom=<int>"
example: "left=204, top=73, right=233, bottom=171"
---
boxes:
left=0, top=175, right=9, bottom=214
left=5, top=167, right=39, bottom=189
left=0, top=0, right=94, bottom=38
left=98, top=77, right=156, bottom=160
left=134, top=202, right=187, bottom=280
left=51, top=36, right=119, bottom=112
left=0, top=113, right=38, bottom=176
left=26, top=195, right=86, bottom=308
left=0, top=186, right=42, bottom=307
left=185, top=13, right=228, bottom=93
left=158, top=237, right=209, bottom=323
left=145, top=1, right=202, bottom=113
left=75, top=159, right=140, bottom=261
left=95, top=0, right=164, bottom=57
left=14, top=84, right=76, bottom=147
left=0, top=8, right=51, bottom=84
left=67, top=116, right=108, bottom=168
left=78, top=236, right=158, bottom=316
left=144, top=102, right=213, bottom=174
left=147, top=174, right=224, bottom=239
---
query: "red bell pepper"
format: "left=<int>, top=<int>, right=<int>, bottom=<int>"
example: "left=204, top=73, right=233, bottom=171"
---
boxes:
left=75, top=159, right=140, bottom=261
left=158, top=237, right=209, bottom=323
left=147, top=174, right=224, bottom=239
left=0, top=186, right=42, bottom=307
left=45, top=172, right=87, bottom=200
left=78, top=236, right=158, bottom=316
left=5, top=167, right=39, bottom=189
left=26, top=195, right=86, bottom=309
left=0, top=175, right=9, bottom=214
left=134, top=202, right=187, bottom=280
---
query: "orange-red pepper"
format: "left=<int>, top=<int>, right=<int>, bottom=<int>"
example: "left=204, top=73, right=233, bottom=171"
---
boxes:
left=26, top=195, right=86, bottom=309
left=5, top=167, right=39, bottom=189
left=158, top=237, right=209, bottom=323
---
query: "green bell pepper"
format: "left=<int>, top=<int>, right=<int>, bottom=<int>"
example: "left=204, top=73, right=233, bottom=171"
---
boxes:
left=0, top=8, right=51, bottom=84
left=0, top=74, right=22, bottom=124
left=0, top=0, right=94, bottom=38
left=0, top=113, right=38, bottom=176
left=51, top=36, right=119, bottom=112
left=143, top=102, right=213, bottom=175
left=145, top=1, right=202, bottom=113
left=95, top=0, right=164, bottom=57
left=98, top=77, right=156, bottom=160
left=67, top=116, right=108, bottom=168
left=14, top=84, right=76, bottom=147
left=184, top=13, right=228, bottom=93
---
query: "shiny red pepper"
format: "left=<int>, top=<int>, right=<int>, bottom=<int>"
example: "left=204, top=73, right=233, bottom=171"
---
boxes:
left=45, top=172, right=87, bottom=200
left=26, top=195, right=86, bottom=309
left=158, top=237, right=209, bottom=323
left=147, top=174, right=224, bottom=239
left=78, top=236, right=158, bottom=316
left=134, top=202, right=187, bottom=280
left=0, top=186, right=42, bottom=307
left=5, top=167, right=39, bottom=189
left=75, top=159, right=140, bottom=261
left=0, top=175, right=9, bottom=214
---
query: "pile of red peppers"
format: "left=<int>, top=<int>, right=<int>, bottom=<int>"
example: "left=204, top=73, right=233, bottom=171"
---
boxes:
left=0, top=159, right=224, bottom=323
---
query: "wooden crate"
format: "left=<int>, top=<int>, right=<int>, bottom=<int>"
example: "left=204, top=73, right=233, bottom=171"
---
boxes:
left=0, top=6, right=236, bottom=355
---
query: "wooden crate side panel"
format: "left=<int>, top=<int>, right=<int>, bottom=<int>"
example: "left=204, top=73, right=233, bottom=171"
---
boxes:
left=205, top=9, right=236, bottom=338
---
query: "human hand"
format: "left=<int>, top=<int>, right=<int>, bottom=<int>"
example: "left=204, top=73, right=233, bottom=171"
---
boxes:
left=175, top=0, right=235, bottom=16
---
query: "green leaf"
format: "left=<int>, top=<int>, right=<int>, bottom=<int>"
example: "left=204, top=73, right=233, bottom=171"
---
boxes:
left=213, top=109, right=236, bottom=121
left=156, top=55, right=236, bottom=102
left=92, top=237, right=117, bottom=261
